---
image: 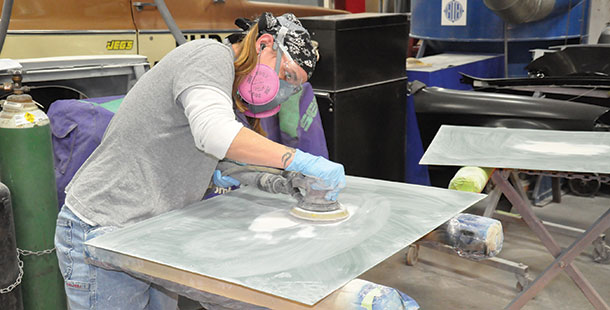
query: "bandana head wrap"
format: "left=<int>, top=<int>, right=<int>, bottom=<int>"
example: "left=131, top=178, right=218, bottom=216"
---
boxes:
left=233, top=12, right=318, bottom=79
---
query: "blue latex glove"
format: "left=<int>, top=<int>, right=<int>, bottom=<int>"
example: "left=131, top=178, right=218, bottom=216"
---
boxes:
left=212, top=170, right=241, bottom=188
left=285, top=149, right=346, bottom=200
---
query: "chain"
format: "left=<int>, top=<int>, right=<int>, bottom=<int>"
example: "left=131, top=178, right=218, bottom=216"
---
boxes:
left=0, top=250, right=23, bottom=294
left=0, top=247, right=55, bottom=294
left=18, top=247, right=56, bottom=256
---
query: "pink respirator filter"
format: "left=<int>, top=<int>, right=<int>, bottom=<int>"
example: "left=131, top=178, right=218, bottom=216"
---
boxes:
left=238, top=64, right=280, bottom=105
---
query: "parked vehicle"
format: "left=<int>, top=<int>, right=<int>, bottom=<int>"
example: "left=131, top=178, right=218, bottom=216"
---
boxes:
left=0, top=0, right=345, bottom=65
left=0, top=0, right=345, bottom=109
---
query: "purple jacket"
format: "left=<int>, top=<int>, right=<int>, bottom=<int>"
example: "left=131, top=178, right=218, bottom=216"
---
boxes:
left=237, top=82, right=329, bottom=158
left=48, top=96, right=123, bottom=209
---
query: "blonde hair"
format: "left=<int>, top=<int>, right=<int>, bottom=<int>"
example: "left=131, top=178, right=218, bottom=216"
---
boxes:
left=233, top=24, right=266, bottom=136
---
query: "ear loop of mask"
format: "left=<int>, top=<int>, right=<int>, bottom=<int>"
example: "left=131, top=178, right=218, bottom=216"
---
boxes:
left=247, top=46, right=264, bottom=103
left=273, top=27, right=289, bottom=75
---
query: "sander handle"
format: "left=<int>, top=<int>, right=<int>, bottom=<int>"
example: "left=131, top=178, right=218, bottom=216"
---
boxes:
left=216, top=160, right=302, bottom=198
left=215, top=161, right=336, bottom=209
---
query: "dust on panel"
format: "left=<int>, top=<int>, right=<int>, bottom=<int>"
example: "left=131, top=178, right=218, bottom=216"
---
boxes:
left=421, top=125, right=610, bottom=174
left=86, top=176, right=485, bottom=305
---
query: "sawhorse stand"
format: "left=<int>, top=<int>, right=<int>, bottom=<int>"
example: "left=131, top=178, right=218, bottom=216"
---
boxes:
left=491, top=169, right=610, bottom=309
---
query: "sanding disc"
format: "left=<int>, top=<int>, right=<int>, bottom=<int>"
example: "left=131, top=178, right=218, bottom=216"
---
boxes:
left=289, top=203, right=349, bottom=222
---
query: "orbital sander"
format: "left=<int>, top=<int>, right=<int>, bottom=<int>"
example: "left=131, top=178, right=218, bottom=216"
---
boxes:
left=216, top=161, right=349, bottom=222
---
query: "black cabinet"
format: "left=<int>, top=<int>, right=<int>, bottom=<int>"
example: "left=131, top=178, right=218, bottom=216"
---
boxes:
left=300, top=13, right=409, bottom=182
left=315, top=80, right=407, bottom=181
left=301, top=13, right=409, bottom=90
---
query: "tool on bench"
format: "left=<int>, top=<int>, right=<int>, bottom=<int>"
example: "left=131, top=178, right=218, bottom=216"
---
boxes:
left=216, top=161, right=349, bottom=222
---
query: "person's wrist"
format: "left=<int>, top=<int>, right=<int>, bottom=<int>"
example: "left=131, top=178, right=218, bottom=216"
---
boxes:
left=285, top=149, right=303, bottom=171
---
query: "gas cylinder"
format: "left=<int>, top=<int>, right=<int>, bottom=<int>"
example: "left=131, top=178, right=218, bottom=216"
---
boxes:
left=0, top=182, right=23, bottom=310
left=0, top=94, right=66, bottom=309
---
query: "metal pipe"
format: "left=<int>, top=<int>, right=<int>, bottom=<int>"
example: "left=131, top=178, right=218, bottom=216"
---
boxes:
left=504, top=22, right=509, bottom=78
left=0, top=0, right=14, bottom=54
left=382, top=0, right=391, bottom=13
left=153, top=0, right=187, bottom=46
left=483, top=0, right=556, bottom=24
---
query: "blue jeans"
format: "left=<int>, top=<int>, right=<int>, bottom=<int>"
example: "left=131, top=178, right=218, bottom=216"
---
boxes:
left=54, top=206, right=178, bottom=310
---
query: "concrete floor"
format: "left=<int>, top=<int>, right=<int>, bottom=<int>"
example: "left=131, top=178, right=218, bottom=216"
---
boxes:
left=360, top=188, right=610, bottom=310
left=182, top=186, right=610, bottom=310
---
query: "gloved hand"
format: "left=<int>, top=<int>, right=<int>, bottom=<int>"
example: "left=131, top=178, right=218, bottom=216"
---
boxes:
left=212, top=170, right=241, bottom=188
left=285, top=149, right=346, bottom=200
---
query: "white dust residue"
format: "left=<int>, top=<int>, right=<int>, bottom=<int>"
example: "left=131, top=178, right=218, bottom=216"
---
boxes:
left=513, top=141, right=609, bottom=156
left=246, top=203, right=360, bottom=242
left=248, top=204, right=358, bottom=234
left=192, top=198, right=388, bottom=278
left=273, top=272, right=292, bottom=279
left=248, top=210, right=300, bottom=232
left=290, top=226, right=316, bottom=239
left=253, top=233, right=273, bottom=240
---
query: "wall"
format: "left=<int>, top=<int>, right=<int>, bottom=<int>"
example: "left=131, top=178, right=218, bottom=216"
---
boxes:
left=588, top=0, right=610, bottom=43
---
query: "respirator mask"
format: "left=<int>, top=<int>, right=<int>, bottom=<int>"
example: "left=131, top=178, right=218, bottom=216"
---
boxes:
left=238, top=28, right=305, bottom=118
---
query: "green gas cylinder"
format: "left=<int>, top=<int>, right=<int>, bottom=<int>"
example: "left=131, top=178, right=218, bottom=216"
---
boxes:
left=0, top=94, right=66, bottom=310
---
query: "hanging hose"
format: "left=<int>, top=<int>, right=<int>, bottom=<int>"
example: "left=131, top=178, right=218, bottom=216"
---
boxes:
left=217, top=162, right=284, bottom=177
left=0, top=0, right=14, bottom=55
left=216, top=161, right=286, bottom=190
left=26, top=85, right=90, bottom=99
left=484, top=0, right=581, bottom=24
left=153, top=0, right=187, bottom=46
left=483, top=0, right=556, bottom=24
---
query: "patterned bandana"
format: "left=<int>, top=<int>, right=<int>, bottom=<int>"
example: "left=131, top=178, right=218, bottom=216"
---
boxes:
left=249, top=12, right=317, bottom=79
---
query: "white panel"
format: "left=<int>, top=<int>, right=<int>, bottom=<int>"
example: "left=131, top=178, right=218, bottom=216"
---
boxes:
left=441, top=0, right=468, bottom=26
left=421, top=125, right=610, bottom=174
left=85, top=175, right=484, bottom=306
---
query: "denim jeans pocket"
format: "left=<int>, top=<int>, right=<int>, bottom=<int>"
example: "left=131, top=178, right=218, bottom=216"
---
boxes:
left=55, top=217, right=74, bottom=280
left=56, top=208, right=95, bottom=293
